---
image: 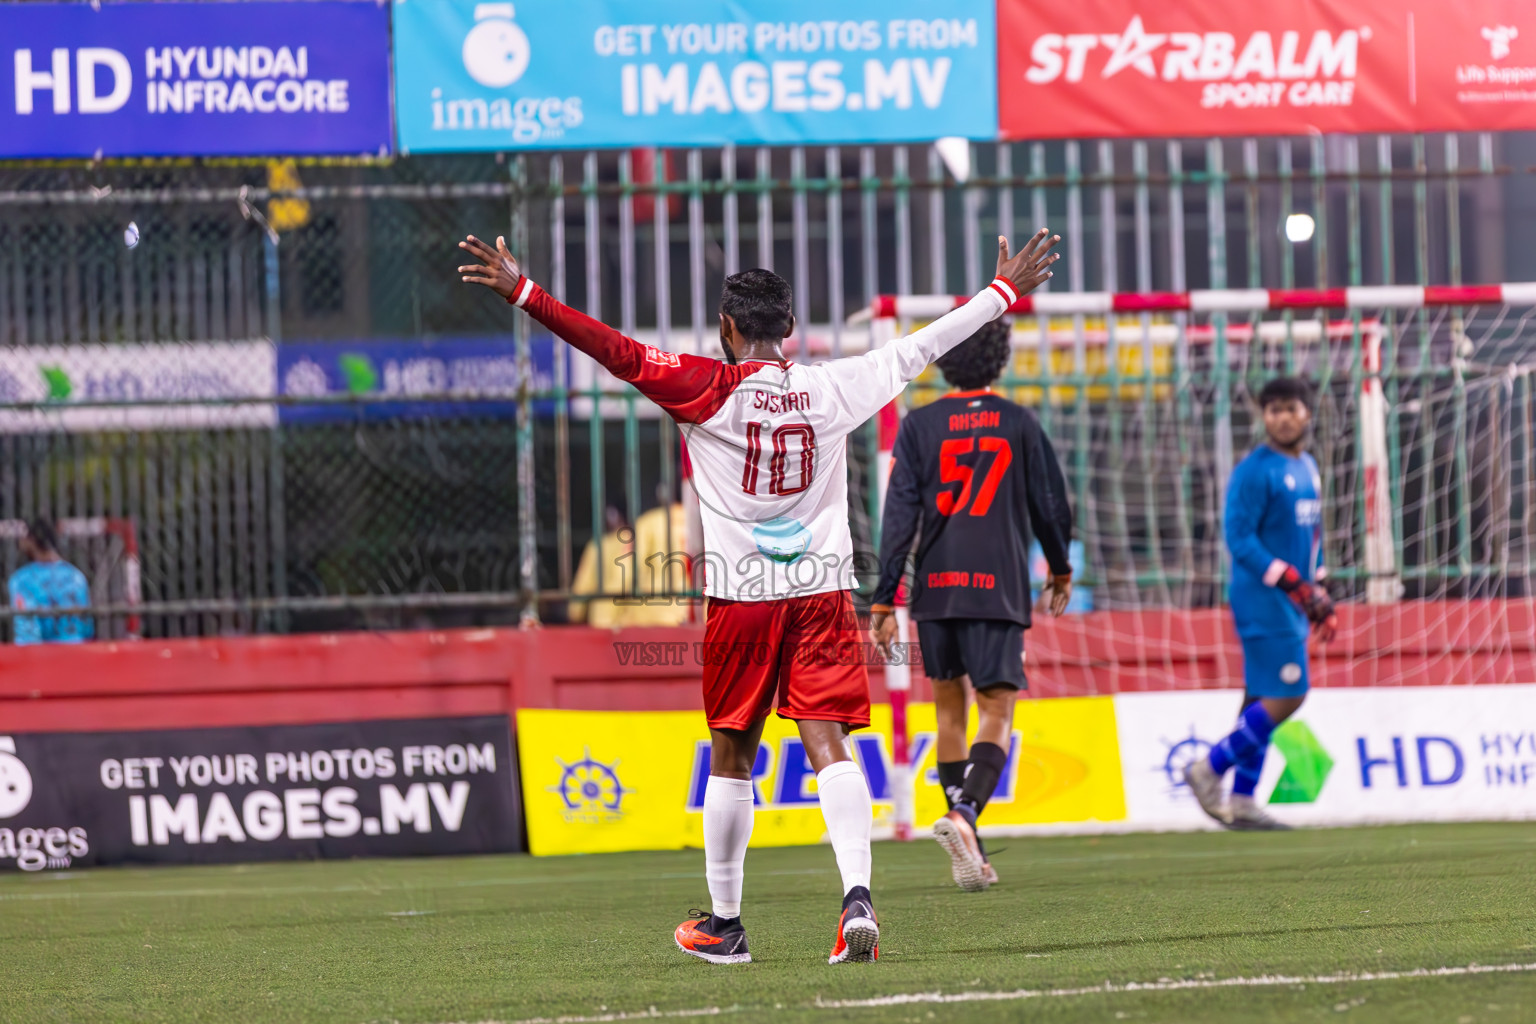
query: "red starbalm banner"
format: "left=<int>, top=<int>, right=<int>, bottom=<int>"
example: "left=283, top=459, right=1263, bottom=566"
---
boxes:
left=999, top=0, right=1536, bottom=138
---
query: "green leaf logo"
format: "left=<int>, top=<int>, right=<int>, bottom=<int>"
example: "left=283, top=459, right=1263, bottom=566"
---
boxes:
left=40, top=365, right=71, bottom=401
left=337, top=353, right=378, bottom=394
left=1269, top=719, right=1334, bottom=804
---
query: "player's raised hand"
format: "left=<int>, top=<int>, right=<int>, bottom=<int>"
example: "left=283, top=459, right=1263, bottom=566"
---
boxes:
left=457, top=234, right=522, bottom=298
left=995, top=230, right=1060, bottom=298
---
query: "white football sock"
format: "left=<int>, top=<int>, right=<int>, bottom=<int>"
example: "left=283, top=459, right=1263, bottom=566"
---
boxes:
left=816, top=760, right=873, bottom=894
left=702, top=775, right=754, bottom=919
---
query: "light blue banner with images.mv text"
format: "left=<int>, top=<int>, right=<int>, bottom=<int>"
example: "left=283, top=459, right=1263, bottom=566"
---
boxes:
left=392, top=0, right=997, bottom=151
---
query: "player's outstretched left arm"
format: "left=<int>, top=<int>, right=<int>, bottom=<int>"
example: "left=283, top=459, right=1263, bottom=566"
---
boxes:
left=886, top=231, right=1060, bottom=380
left=818, top=232, right=1061, bottom=431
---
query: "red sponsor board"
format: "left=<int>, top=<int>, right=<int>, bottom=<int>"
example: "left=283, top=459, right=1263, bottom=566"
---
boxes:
left=998, top=0, right=1536, bottom=138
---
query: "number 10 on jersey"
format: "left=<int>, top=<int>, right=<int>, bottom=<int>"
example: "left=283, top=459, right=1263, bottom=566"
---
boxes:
left=742, top=422, right=817, bottom=496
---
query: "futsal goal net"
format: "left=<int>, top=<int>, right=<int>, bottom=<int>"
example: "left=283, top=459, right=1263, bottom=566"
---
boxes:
left=866, top=283, right=1536, bottom=617
left=860, top=283, right=1536, bottom=833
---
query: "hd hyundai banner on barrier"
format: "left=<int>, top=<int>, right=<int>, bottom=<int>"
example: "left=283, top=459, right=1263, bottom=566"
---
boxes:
left=1117, top=685, right=1536, bottom=831
left=0, top=1, right=392, bottom=158
left=0, top=717, right=519, bottom=871
left=392, top=0, right=996, bottom=151
left=999, top=0, right=1536, bottom=138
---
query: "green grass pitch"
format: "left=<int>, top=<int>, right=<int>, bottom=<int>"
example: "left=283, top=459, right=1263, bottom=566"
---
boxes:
left=5, top=823, right=1535, bottom=1023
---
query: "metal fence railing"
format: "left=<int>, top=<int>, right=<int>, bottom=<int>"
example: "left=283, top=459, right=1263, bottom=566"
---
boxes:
left=0, top=134, right=1525, bottom=636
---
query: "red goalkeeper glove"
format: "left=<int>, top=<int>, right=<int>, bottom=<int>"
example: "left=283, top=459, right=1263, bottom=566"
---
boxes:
left=1275, top=564, right=1338, bottom=642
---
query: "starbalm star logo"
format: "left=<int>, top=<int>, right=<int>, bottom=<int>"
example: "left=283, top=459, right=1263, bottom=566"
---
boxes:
left=1098, top=16, right=1167, bottom=79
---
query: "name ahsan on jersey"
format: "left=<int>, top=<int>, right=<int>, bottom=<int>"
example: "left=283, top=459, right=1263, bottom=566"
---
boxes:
left=751, top=389, right=813, bottom=414
left=949, top=410, right=1001, bottom=431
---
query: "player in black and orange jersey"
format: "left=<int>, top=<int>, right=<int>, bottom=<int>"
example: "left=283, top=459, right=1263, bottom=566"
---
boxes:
left=870, top=319, right=1074, bottom=892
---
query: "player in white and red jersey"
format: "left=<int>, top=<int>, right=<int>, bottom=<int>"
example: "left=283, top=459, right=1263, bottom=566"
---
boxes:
left=458, top=229, right=1060, bottom=965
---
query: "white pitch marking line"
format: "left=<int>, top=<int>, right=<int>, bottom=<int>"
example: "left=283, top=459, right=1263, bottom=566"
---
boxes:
left=463, top=962, right=1536, bottom=1024
left=813, top=961, right=1536, bottom=1009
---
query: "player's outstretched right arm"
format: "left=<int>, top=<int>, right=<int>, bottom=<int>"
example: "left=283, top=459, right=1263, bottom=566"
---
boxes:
left=458, top=234, right=721, bottom=419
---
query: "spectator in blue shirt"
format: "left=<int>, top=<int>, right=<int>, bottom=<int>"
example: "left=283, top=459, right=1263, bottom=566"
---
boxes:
left=9, top=518, right=93, bottom=646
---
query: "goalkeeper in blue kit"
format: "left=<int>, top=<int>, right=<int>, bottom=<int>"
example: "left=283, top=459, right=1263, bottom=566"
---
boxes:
left=1184, top=377, right=1338, bottom=830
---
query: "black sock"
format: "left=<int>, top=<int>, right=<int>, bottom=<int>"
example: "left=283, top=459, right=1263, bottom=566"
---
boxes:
left=956, top=741, right=1009, bottom=818
left=936, top=760, right=967, bottom=811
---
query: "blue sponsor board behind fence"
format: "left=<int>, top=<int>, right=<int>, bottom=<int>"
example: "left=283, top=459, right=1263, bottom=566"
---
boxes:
left=392, top=0, right=996, bottom=151
left=0, top=1, right=392, bottom=158
left=278, top=335, right=562, bottom=425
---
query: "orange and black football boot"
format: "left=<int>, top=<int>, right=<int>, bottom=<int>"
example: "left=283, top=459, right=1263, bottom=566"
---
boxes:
left=932, top=807, right=990, bottom=892
left=674, top=909, right=751, bottom=964
left=828, top=886, right=879, bottom=964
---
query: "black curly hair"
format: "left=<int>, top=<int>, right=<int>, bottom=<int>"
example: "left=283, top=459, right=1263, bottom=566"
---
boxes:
left=1256, top=375, right=1314, bottom=411
left=24, top=517, right=59, bottom=553
left=719, top=268, right=793, bottom=342
left=936, top=319, right=1012, bottom=390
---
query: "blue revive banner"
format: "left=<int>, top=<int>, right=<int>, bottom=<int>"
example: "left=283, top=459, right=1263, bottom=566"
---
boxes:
left=392, top=0, right=996, bottom=151
left=0, top=1, right=392, bottom=158
left=278, top=336, right=562, bottom=425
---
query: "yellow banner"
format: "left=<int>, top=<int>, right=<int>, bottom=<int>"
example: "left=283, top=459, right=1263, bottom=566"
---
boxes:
left=906, top=316, right=1174, bottom=405
left=517, top=698, right=1125, bottom=856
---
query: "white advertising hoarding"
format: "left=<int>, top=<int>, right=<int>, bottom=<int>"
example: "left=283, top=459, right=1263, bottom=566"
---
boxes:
left=0, top=342, right=276, bottom=432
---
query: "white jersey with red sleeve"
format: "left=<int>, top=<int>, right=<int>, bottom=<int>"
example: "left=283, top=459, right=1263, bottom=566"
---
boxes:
left=510, top=274, right=1019, bottom=601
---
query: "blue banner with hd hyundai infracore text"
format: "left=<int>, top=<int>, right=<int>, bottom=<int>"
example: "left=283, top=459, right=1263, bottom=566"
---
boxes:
left=392, top=0, right=996, bottom=151
left=0, top=1, right=392, bottom=158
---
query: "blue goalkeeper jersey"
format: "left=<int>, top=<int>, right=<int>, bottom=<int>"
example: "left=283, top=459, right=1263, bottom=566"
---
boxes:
left=8, top=560, right=93, bottom=645
left=1225, top=446, right=1324, bottom=640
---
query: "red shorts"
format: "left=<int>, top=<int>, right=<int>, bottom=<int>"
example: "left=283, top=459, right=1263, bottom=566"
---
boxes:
left=701, top=590, right=871, bottom=731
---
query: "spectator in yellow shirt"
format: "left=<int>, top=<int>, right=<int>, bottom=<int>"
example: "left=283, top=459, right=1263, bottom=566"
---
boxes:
left=569, top=499, right=691, bottom=627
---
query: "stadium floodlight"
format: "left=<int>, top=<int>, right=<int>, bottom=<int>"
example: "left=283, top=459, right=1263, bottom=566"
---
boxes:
left=1285, top=212, right=1316, bottom=243
left=934, top=137, right=971, bottom=184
